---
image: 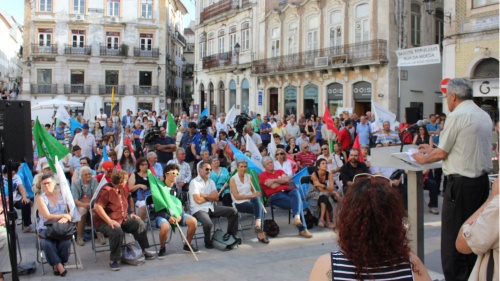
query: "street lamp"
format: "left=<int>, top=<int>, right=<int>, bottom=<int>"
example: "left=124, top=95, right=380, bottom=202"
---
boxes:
left=423, top=0, right=435, bottom=15
left=234, top=43, right=241, bottom=56
left=157, top=65, right=161, bottom=75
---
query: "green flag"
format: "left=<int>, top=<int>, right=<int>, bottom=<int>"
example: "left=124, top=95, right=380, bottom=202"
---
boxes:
left=167, top=110, right=177, bottom=137
left=147, top=170, right=183, bottom=218
left=33, top=118, right=70, bottom=172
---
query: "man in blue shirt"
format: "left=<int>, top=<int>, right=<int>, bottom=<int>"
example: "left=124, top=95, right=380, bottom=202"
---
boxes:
left=155, top=127, right=176, bottom=169
left=191, top=129, right=216, bottom=160
left=259, top=116, right=272, bottom=147
left=426, top=114, right=440, bottom=145
left=355, top=116, right=372, bottom=145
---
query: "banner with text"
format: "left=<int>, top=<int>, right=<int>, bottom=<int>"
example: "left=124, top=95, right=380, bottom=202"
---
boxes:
left=396, top=44, right=441, bottom=67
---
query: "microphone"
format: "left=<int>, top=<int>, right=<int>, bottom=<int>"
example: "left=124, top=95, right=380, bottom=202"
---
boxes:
left=404, top=120, right=428, bottom=132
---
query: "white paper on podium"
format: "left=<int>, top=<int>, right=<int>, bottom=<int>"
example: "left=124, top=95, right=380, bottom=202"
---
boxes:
left=391, top=152, right=442, bottom=170
left=371, top=145, right=442, bottom=171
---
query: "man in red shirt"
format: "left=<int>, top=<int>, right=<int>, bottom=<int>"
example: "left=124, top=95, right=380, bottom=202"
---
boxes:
left=295, top=143, right=317, bottom=169
left=338, top=119, right=352, bottom=151
left=259, top=156, right=312, bottom=238
left=94, top=170, right=154, bottom=271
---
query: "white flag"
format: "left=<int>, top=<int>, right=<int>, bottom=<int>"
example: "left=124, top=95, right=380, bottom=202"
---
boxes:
left=54, top=156, right=81, bottom=222
left=268, top=133, right=277, bottom=161
left=92, top=175, right=109, bottom=202
left=115, top=132, right=124, bottom=160
left=245, top=135, right=265, bottom=171
left=55, top=106, right=71, bottom=125
left=224, top=105, right=237, bottom=129
left=371, top=100, right=396, bottom=129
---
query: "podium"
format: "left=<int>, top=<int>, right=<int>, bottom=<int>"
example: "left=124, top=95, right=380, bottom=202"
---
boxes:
left=371, top=145, right=442, bottom=262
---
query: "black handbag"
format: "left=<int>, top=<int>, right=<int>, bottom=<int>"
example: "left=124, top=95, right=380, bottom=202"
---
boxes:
left=44, top=220, right=76, bottom=240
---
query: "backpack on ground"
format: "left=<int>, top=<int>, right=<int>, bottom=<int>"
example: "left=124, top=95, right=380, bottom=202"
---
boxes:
left=264, top=219, right=280, bottom=237
left=121, top=241, right=145, bottom=266
left=211, top=229, right=241, bottom=251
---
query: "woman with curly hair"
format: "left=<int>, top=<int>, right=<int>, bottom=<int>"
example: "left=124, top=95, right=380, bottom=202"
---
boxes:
left=309, top=174, right=431, bottom=281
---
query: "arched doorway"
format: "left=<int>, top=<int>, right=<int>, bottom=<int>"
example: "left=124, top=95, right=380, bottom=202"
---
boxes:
left=472, top=58, right=499, bottom=122
left=208, top=82, right=214, bottom=115
left=284, top=85, right=297, bottom=116
left=303, top=84, right=318, bottom=118
left=218, top=81, right=225, bottom=114
left=199, top=83, right=205, bottom=113
left=229, top=80, right=236, bottom=109
left=269, top=87, right=278, bottom=114
left=327, top=83, right=344, bottom=117
left=241, top=79, right=249, bottom=114
left=353, top=81, right=372, bottom=116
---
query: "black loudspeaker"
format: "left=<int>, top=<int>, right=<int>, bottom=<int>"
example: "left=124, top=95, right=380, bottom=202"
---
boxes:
left=405, top=107, right=422, bottom=124
left=0, top=100, right=33, bottom=163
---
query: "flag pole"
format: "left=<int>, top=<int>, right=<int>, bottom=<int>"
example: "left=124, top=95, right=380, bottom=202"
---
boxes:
left=174, top=221, right=198, bottom=261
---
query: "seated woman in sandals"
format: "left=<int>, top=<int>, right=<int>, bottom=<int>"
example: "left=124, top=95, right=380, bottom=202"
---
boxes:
left=229, top=159, right=269, bottom=244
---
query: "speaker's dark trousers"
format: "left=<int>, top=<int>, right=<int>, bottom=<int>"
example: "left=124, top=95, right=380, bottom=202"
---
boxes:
left=192, top=206, right=238, bottom=245
left=96, top=218, right=149, bottom=262
left=441, top=173, right=489, bottom=281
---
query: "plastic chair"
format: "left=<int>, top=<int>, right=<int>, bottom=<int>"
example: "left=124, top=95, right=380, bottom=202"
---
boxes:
left=35, top=211, right=82, bottom=274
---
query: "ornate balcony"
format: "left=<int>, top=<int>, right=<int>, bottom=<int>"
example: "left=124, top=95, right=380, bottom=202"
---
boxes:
left=133, top=47, right=159, bottom=58
left=64, top=45, right=91, bottom=55
left=31, top=44, right=57, bottom=55
left=134, top=86, right=159, bottom=95
left=99, top=85, right=125, bottom=95
left=64, top=84, right=91, bottom=95
left=200, top=0, right=238, bottom=23
left=100, top=45, right=127, bottom=56
left=172, top=32, right=186, bottom=46
left=202, top=51, right=234, bottom=70
left=252, top=40, right=388, bottom=75
left=31, top=84, right=57, bottom=95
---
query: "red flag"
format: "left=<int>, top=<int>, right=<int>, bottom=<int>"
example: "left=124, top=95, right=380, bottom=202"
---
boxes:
left=286, top=154, right=298, bottom=174
left=323, top=103, right=340, bottom=136
left=125, top=137, right=135, bottom=153
left=149, top=164, right=157, bottom=176
left=352, top=134, right=364, bottom=163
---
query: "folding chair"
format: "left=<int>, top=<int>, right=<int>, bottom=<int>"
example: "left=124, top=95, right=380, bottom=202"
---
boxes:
left=262, top=192, right=291, bottom=224
left=145, top=195, right=165, bottom=254
left=232, top=202, right=256, bottom=240
left=35, top=211, right=82, bottom=275
left=299, top=175, right=312, bottom=209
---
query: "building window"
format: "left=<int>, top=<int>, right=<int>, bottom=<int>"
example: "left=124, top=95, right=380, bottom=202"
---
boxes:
left=355, top=3, right=370, bottom=43
left=105, top=70, right=119, bottom=85
left=106, top=32, right=120, bottom=49
left=73, top=0, right=85, bottom=14
left=39, top=0, right=52, bottom=12
left=330, top=10, right=342, bottom=47
left=38, top=29, right=52, bottom=46
left=199, top=35, right=206, bottom=59
left=140, top=34, right=152, bottom=50
left=306, top=16, right=319, bottom=51
left=284, top=86, right=297, bottom=116
left=141, top=0, right=153, bottom=18
left=229, top=26, right=237, bottom=53
left=270, top=27, right=280, bottom=57
left=241, top=22, right=250, bottom=51
left=37, top=69, right=52, bottom=85
left=435, top=10, right=444, bottom=46
left=72, top=30, right=85, bottom=48
left=108, top=0, right=120, bottom=17
left=230, top=80, right=236, bottom=107
left=473, top=0, right=499, bottom=7
left=218, top=30, right=225, bottom=54
left=411, top=3, right=421, bottom=46
left=207, top=32, right=214, bottom=56
left=287, top=21, right=298, bottom=54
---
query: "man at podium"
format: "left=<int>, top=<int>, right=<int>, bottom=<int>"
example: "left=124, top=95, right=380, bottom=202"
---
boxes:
left=412, top=78, right=492, bottom=281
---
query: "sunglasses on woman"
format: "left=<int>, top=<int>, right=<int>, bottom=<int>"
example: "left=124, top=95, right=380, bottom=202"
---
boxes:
left=353, top=173, right=392, bottom=184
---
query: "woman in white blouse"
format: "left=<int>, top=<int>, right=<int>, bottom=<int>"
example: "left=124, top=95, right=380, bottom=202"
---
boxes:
left=273, top=148, right=293, bottom=177
left=229, top=159, right=269, bottom=244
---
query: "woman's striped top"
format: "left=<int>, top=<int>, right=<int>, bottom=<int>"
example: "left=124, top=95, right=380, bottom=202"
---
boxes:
left=331, top=251, right=414, bottom=280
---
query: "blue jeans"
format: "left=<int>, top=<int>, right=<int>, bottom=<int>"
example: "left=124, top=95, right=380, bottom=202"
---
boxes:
left=235, top=197, right=265, bottom=225
left=269, top=189, right=306, bottom=231
left=39, top=234, right=71, bottom=266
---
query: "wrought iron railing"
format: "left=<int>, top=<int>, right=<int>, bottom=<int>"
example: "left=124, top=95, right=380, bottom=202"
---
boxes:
left=64, top=45, right=91, bottom=55
left=64, top=84, right=90, bottom=94
left=172, top=32, right=186, bottom=46
left=31, top=44, right=57, bottom=54
left=133, top=86, right=159, bottom=95
left=99, top=85, right=125, bottom=95
left=31, top=84, right=57, bottom=94
left=202, top=51, right=234, bottom=69
left=185, top=43, right=195, bottom=53
left=100, top=45, right=125, bottom=56
left=252, top=40, right=388, bottom=74
left=200, top=0, right=238, bottom=23
left=133, top=47, right=159, bottom=58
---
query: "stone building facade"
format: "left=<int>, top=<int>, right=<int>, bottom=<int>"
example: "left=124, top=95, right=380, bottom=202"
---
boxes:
left=22, top=0, right=187, bottom=121
left=443, top=0, right=498, bottom=121
left=0, top=10, right=23, bottom=92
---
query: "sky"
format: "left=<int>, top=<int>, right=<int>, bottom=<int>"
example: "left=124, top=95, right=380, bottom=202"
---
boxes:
left=0, top=0, right=195, bottom=27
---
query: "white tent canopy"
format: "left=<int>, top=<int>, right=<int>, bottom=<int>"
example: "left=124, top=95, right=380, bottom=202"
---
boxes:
left=31, top=98, right=84, bottom=110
